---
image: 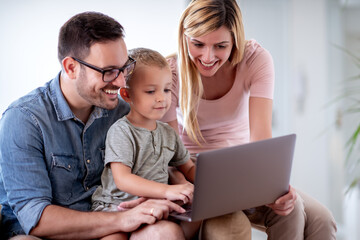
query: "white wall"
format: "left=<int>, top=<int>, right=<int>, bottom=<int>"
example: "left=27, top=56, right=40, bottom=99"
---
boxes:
left=0, top=0, right=186, bottom=115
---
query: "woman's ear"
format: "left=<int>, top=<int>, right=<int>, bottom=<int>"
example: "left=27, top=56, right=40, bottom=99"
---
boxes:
left=120, top=87, right=131, bottom=103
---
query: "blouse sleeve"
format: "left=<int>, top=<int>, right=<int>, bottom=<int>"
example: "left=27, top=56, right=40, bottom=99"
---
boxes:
left=245, top=41, right=275, bottom=99
left=161, top=56, right=179, bottom=123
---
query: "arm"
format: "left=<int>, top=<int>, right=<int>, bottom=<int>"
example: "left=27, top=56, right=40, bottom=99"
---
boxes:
left=176, top=159, right=196, bottom=183
left=249, top=97, right=296, bottom=216
left=166, top=119, right=195, bottom=185
left=111, top=162, right=193, bottom=203
left=31, top=199, right=185, bottom=239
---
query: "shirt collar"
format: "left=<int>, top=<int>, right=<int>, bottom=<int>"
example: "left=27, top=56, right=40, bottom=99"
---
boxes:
left=49, top=72, right=109, bottom=122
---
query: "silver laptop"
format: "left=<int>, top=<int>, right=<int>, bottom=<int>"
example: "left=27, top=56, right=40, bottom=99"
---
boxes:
left=170, top=134, right=296, bottom=222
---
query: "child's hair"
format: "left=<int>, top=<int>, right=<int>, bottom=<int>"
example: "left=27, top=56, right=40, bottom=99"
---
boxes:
left=127, top=47, right=170, bottom=86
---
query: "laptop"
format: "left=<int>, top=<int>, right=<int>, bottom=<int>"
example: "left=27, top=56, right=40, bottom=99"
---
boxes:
left=170, top=134, right=296, bottom=222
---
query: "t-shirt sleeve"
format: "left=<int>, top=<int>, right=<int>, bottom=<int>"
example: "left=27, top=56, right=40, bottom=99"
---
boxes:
left=161, top=57, right=179, bottom=123
left=168, top=129, right=190, bottom=167
left=247, top=45, right=275, bottom=99
left=104, top=121, right=135, bottom=169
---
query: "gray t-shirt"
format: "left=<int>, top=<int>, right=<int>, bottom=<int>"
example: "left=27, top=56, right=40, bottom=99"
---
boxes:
left=92, top=116, right=190, bottom=205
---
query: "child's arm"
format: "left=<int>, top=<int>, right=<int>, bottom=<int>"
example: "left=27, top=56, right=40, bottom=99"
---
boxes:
left=111, top=162, right=193, bottom=203
left=176, top=159, right=196, bottom=183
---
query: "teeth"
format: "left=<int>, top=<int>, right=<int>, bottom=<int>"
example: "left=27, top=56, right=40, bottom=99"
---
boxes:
left=200, top=60, right=215, bottom=67
left=104, top=89, right=118, bottom=94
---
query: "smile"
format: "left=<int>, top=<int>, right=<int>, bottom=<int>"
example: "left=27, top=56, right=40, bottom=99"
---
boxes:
left=200, top=60, right=216, bottom=67
left=103, top=89, right=118, bottom=94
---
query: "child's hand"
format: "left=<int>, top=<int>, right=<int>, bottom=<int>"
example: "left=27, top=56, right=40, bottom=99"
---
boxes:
left=164, top=182, right=194, bottom=204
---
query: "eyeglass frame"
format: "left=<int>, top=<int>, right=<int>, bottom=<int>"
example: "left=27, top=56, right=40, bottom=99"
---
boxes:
left=72, top=56, right=136, bottom=82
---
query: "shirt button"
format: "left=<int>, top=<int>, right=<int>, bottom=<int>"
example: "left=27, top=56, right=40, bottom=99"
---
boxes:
left=68, top=165, right=71, bottom=169
left=87, top=159, right=91, bottom=164
left=86, top=187, right=89, bottom=191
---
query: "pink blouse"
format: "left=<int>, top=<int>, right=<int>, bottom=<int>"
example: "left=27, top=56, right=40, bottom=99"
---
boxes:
left=161, top=40, right=275, bottom=154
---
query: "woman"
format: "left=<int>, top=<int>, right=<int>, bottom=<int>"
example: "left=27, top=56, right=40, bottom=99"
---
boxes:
left=161, top=0, right=337, bottom=239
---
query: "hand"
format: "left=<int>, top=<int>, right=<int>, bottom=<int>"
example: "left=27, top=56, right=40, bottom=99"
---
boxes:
left=117, top=199, right=186, bottom=232
left=266, top=185, right=297, bottom=216
left=118, top=197, right=147, bottom=211
left=164, top=182, right=194, bottom=204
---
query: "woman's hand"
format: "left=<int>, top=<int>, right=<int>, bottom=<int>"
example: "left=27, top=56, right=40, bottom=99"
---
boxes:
left=266, top=185, right=297, bottom=216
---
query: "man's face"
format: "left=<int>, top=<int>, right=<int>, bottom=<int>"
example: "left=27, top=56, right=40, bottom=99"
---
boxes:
left=76, top=38, right=128, bottom=110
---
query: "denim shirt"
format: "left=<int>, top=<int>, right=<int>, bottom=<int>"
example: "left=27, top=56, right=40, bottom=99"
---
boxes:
left=0, top=72, right=130, bottom=236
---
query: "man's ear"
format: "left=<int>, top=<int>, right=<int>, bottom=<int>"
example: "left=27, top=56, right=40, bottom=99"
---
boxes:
left=120, top=87, right=131, bottom=103
left=62, top=57, right=78, bottom=79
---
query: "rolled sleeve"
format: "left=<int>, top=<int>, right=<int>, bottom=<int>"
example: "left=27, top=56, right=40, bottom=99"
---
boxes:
left=0, top=107, right=52, bottom=234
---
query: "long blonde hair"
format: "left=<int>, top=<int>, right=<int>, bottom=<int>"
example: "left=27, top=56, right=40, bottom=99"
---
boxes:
left=178, top=0, right=246, bottom=145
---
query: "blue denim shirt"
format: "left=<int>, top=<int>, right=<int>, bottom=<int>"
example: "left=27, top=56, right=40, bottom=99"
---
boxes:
left=0, top=72, right=130, bottom=236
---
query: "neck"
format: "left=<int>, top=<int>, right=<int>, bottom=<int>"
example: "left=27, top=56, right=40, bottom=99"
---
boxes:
left=60, top=72, right=93, bottom=123
left=126, top=112, right=157, bottom=131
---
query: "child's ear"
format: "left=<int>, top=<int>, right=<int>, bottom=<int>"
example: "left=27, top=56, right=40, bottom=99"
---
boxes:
left=120, top=87, right=131, bottom=103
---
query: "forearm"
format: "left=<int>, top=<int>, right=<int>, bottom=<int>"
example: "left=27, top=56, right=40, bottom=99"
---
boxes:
left=30, top=205, right=125, bottom=239
left=169, top=167, right=188, bottom=184
left=116, top=174, right=168, bottom=199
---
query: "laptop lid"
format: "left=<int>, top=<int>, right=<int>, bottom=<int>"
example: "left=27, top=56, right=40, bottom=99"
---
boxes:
left=171, top=134, right=296, bottom=222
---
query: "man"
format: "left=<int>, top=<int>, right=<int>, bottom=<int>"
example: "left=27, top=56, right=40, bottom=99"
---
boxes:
left=0, top=12, right=185, bottom=239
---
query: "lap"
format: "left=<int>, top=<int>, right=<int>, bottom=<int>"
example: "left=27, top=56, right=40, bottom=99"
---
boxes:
left=131, top=220, right=185, bottom=240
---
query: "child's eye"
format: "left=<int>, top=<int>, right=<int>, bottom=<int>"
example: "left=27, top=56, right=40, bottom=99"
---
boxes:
left=145, top=90, right=155, bottom=94
left=164, top=88, right=171, bottom=93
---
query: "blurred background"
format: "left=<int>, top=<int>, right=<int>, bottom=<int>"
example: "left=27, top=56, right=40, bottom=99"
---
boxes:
left=0, top=0, right=359, bottom=239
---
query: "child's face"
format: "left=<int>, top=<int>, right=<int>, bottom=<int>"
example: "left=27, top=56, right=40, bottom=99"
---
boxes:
left=127, top=65, right=172, bottom=123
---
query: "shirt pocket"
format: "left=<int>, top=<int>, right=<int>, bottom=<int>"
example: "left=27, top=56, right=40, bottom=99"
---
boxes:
left=50, top=154, right=82, bottom=205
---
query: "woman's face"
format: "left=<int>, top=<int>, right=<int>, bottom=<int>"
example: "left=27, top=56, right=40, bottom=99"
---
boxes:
left=186, top=26, right=233, bottom=77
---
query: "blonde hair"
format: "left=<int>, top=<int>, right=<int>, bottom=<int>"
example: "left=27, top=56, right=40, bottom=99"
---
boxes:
left=178, top=0, right=246, bottom=145
left=127, top=47, right=169, bottom=87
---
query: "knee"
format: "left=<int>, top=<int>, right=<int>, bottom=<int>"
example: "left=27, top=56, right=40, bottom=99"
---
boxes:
left=10, top=236, right=42, bottom=240
left=310, top=203, right=337, bottom=233
left=131, top=220, right=184, bottom=240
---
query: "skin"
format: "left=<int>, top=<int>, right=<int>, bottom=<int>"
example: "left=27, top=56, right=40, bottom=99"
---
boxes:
left=116, top=65, right=196, bottom=204
left=28, top=39, right=186, bottom=239
left=170, top=26, right=297, bottom=216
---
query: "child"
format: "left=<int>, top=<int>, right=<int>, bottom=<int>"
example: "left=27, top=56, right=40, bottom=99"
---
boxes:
left=92, top=48, right=201, bottom=240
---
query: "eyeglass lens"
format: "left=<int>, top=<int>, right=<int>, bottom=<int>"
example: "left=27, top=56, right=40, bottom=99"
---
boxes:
left=103, top=62, right=135, bottom=82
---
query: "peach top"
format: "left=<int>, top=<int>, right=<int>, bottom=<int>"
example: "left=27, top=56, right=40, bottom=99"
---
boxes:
left=162, top=40, right=274, bottom=154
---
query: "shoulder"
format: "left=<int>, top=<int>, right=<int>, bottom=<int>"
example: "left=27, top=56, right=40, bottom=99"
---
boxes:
left=242, top=39, right=273, bottom=67
left=108, top=116, right=130, bottom=133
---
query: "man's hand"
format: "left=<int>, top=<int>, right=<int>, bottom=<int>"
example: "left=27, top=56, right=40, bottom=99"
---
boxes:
left=117, top=198, right=186, bottom=232
left=266, top=185, right=297, bottom=216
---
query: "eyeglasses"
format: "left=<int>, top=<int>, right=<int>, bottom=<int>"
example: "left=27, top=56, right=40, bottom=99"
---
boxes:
left=72, top=56, right=136, bottom=82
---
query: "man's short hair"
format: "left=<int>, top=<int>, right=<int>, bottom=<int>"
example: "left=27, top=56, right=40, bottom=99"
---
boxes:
left=58, top=11, right=124, bottom=63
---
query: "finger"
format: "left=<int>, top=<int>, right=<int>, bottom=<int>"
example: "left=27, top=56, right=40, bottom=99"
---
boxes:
left=151, top=199, right=186, bottom=213
left=119, top=197, right=147, bottom=209
left=275, top=188, right=296, bottom=204
left=141, top=214, right=157, bottom=225
left=152, top=207, right=164, bottom=220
